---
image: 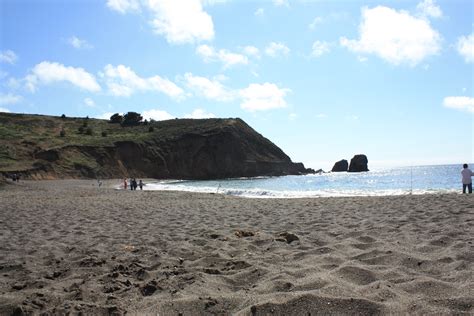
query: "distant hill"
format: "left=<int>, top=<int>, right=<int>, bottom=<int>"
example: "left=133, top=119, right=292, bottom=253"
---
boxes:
left=0, top=113, right=314, bottom=180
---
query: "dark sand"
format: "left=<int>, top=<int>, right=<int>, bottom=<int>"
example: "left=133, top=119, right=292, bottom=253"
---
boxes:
left=0, top=180, right=473, bottom=315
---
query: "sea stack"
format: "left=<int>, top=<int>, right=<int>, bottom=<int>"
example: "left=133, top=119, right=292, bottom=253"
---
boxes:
left=331, top=159, right=349, bottom=172
left=348, top=154, right=369, bottom=172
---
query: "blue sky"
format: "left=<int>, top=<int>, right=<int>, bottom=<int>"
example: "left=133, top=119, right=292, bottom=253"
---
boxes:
left=0, top=0, right=472, bottom=170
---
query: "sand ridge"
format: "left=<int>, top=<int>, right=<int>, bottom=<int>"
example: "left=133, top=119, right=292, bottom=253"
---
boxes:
left=0, top=180, right=473, bottom=315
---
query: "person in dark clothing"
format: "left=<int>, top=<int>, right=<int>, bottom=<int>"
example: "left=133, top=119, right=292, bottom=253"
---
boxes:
left=139, top=179, right=143, bottom=190
left=132, top=178, right=138, bottom=190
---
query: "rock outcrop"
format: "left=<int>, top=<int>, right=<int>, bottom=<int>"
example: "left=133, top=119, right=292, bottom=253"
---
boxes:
left=0, top=114, right=315, bottom=180
left=348, top=154, right=369, bottom=172
left=331, top=160, right=348, bottom=172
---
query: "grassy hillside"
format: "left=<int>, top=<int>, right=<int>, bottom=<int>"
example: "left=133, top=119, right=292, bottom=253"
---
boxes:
left=0, top=112, right=253, bottom=174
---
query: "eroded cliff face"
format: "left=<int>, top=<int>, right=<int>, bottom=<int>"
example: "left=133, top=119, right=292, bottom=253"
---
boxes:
left=3, top=118, right=313, bottom=180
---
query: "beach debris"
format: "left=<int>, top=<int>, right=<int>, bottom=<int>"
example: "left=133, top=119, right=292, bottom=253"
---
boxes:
left=251, top=305, right=257, bottom=315
left=204, top=268, right=221, bottom=275
left=209, top=233, right=220, bottom=239
left=204, top=297, right=218, bottom=309
left=123, top=245, right=135, bottom=252
left=11, top=282, right=26, bottom=290
left=79, top=257, right=105, bottom=267
left=275, top=232, right=300, bottom=244
left=223, top=260, right=251, bottom=271
left=140, top=280, right=161, bottom=296
left=235, top=230, right=255, bottom=238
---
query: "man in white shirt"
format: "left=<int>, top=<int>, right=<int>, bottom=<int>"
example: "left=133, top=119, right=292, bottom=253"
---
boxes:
left=461, top=164, right=473, bottom=194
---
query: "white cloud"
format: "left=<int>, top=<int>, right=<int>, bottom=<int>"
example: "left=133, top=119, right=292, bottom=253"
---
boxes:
left=0, top=107, right=11, bottom=113
left=242, top=45, right=260, bottom=58
left=68, top=36, right=93, bottom=49
left=196, top=44, right=248, bottom=68
left=239, top=83, right=290, bottom=112
left=309, top=17, right=323, bottom=30
left=106, top=0, right=214, bottom=44
left=315, top=113, right=327, bottom=119
left=106, top=0, right=140, bottom=14
left=311, top=41, right=331, bottom=57
left=273, top=0, right=289, bottom=7
left=0, top=93, right=22, bottom=105
left=417, top=0, right=442, bottom=18
left=202, top=0, right=228, bottom=5
left=84, top=97, right=95, bottom=107
left=254, top=8, right=264, bottom=16
left=147, top=0, right=214, bottom=44
left=181, top=74, right=292, bottom=112
left=0, top=50, right=18, bottom=64
left=183, top=73, right=235, bottom=101
left=6, top=77, right=21, bottom=90
left=142, top=109, right=175, bottom=121
left=103, top=64, right=184, bottom=99
left=26, top=61, right=101, bottom=92
left=456, top=34, right=474, bottom=63
left=265, top=42, right=290, bottom=57
left=443, top=96, right=474, bottom=113
left=184, top=108, right=216, bottom=119
left=346, top=115, right=359, bottom=121
left=340, top=6, right=441, bottom=66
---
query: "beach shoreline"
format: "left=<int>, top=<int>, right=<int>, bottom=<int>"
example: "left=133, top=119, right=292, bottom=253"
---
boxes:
left=0, top=180, right=473, bottom=315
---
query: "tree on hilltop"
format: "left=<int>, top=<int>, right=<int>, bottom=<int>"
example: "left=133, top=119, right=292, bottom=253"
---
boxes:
left=109, top=113, right=123, bottom=124
left=122, top=112, right=143, bottom=126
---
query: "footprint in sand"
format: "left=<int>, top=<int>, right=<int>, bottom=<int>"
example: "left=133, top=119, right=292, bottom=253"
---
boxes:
left=334, top=266, right=378, bottom=285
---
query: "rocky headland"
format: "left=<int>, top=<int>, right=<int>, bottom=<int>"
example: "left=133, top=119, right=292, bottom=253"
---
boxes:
left=0, top=113, right=314, bottom=180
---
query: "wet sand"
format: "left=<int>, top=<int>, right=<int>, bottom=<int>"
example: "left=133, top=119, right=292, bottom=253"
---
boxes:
left=0, top=180, right=473, bottom=315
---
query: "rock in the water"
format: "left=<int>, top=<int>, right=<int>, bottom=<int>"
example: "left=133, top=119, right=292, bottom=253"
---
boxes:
left=331, top=159, right=348, bottom=172
left=348, top=154, right=369, bottom=172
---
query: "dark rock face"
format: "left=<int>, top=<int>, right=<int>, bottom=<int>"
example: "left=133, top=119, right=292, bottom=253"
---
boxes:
left=332, top=159, right=348, bottom=172
left=17, top=118, right=314, bottom=180
left=348, top=155, right=369, bottom=172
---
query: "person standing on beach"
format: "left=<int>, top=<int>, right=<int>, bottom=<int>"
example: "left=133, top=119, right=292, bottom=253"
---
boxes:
left=139, top=179, right=143, bottom=190
left=123, top=178, right=128, bottom=190
left=461, top=164, right=473, bottom=194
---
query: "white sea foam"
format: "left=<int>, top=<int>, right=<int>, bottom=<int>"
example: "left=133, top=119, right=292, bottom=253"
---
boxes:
left=141, top=181, right=457, bottom=198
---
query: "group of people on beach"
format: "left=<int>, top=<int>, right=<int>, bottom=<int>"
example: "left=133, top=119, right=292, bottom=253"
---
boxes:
left=9, top=174, right=20, bottom=182
left=123, top=178, right=143, bottom=190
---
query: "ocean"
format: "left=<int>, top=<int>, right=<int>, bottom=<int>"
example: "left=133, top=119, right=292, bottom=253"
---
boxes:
left=142, top=164, right=469, bottom=198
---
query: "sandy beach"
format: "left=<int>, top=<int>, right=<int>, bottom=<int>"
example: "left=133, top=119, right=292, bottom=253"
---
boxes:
left=0, top=180, right=473, bottom=315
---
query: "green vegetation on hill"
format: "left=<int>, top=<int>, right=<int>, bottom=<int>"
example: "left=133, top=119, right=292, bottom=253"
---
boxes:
left=0, top=112, right=249, bottom=173
left=0, top=112, right=312, bottom=179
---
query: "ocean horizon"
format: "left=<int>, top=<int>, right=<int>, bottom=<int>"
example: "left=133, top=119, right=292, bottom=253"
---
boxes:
left=136, top=163, right=471, bottom=198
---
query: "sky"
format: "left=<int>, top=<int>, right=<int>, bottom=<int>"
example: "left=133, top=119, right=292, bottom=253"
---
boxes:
left=0, top=0, right=473, bottom=170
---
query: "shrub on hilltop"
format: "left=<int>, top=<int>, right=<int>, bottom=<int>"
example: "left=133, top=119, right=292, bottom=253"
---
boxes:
left=109, top=113, right=123, bottom=124
left=122, top=112, right=143, bottom=126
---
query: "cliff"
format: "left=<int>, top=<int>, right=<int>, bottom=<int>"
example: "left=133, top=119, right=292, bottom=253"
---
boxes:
left=0, top=113, right=313, bottom=180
